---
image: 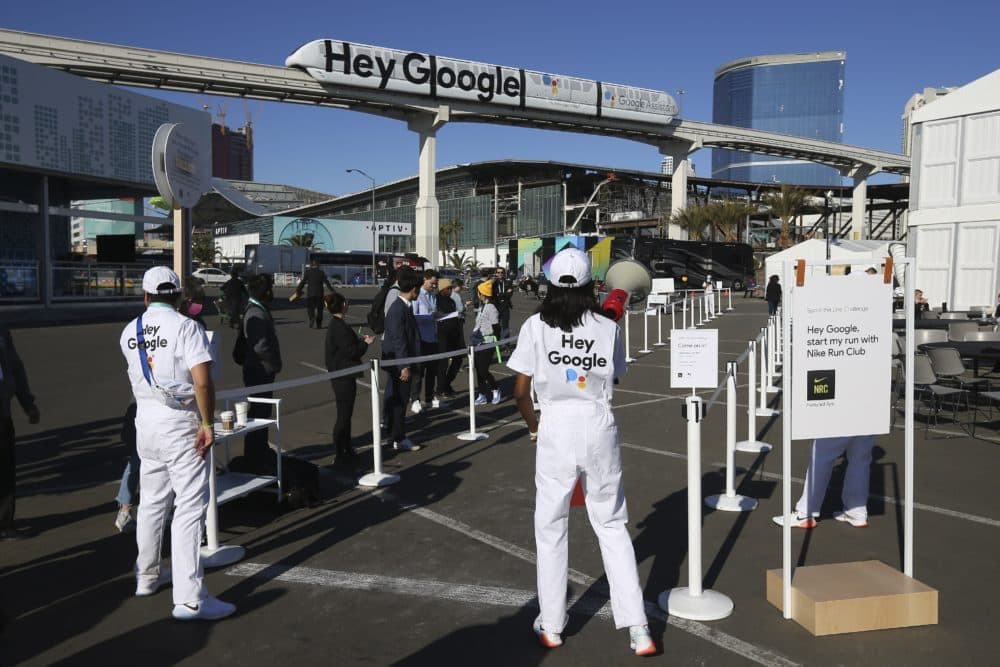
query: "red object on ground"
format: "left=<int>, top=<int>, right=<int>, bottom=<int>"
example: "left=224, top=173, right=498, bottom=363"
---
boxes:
left=571, top=479, right=585, bottom=507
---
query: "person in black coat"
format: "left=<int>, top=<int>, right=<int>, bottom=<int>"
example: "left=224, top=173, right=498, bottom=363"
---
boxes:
left=435, top=279, right=463, bottom=397
left=241, top=274, right=282, bottom=463
left=324, top=292, right=374, bottom=465
left=0, top=325, right=39, bottom=541
left=220, top=269, right=247, bottom=329
left=382, top=272, right=422, bottom=451
left=765, top=275, right=781, bottom=315
left=296, top=260, right=335, bottom=328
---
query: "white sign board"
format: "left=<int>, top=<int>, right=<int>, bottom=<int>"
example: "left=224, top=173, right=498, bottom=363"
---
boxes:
left=790, top=273, right=891, bottom=439
left=364, top=222, right=412, bottom=236
left=651, top=278, right=675, bottom=294
left=151, top=123, right=211, bottom=209
left=670, top=329, right=718, bottom=389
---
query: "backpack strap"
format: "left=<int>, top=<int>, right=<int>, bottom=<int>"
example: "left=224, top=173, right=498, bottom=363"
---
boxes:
left=135, top=316, right=153, bottom=386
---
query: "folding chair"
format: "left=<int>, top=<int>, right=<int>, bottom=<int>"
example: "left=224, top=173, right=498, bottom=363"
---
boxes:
left=914, top=354, right=967, bottom=435
left=912, top=329, right=947, bottom=347
left=948, top=321, right=978, bottom=342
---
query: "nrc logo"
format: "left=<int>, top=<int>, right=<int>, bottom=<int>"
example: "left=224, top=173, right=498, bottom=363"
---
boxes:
left=807, top=369, right=835, bottom=401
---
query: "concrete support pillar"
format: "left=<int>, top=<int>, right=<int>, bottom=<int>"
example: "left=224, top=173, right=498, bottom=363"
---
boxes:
left=408, top=106, right=449, bottom=266
left=849, top=164, right=874, bottom=240
left=658, top=139, right=702, bottom=217
left=38, top=175, right=52, bottom=306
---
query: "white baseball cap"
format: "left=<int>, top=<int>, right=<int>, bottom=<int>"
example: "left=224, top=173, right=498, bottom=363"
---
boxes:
left=549, top=248, right=592, bottom=288
left=142, top=266, right=182, bottom=295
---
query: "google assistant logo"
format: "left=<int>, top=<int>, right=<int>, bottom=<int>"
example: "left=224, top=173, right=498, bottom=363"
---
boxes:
left=565, top=368, right=587, bottom=390
left=542, top=74, right=559, bottom=96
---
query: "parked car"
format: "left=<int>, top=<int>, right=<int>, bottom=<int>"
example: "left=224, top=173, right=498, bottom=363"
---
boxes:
left=191, top=267, right=229, bottom=286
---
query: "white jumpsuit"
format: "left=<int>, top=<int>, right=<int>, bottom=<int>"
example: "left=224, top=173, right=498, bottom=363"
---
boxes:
left=120, top=303, right=213, bottom=606
left=508, top=312, right=647, bottom=633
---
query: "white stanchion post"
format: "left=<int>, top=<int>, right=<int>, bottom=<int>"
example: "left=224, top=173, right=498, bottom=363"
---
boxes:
left=458, top=346, right=489, bottom=441
left=654, top=305, right=667, bottom=346
left=757, top=330, right=780, bottom=416
left=769, top=317, right=782, bottom=377
left=682, top=298, right=688, bottom=330
left=736, top=340, right=773, bottom=452
left=764, top=321, right=780, bottom=393
left=201, top=444, right=246, bottom=567
left=726, top=288, right=733, bottom=311
left=625, top=309, right=636, bottom=362
left=696, top=293, right=703, bottom=326
left=707, top=361, right=758, bottom=511
left=717, top=289, right=724, bottom=315
left=659, top=395, right=734, bottom=620
left=639, top=308, right=653, bottom=354
left=359, top=359, right=400, bottom=487
left=670, top=302, right=676, bottom=334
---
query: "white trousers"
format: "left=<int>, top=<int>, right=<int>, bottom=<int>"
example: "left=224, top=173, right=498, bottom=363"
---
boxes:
left=534, top=404, right=647, bottom=632
left=135, top=415, right=209, bottom=606
left=795, top=435, right=875, bottom=521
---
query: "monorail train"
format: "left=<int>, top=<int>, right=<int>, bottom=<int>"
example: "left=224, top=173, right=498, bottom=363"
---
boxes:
left=285, top=39, right=679, bottom=126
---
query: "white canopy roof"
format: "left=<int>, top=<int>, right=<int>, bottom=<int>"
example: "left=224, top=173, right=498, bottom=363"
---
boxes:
left=764, top=239, right=893, bottom=281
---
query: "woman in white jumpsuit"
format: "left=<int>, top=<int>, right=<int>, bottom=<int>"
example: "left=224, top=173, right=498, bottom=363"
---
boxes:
left=508, top=248, right=655, bottom=656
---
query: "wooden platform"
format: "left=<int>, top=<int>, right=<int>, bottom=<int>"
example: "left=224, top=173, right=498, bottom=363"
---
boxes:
left=766, top=560, right=938, bottom=636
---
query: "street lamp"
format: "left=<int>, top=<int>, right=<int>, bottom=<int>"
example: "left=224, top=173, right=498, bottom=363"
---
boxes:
left=346, top=168, right=377, bottom=284
left=824, top=191, right=834, bottom=274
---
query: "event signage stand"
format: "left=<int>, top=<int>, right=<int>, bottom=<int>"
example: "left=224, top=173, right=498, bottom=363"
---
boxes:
left=705, top=360, right=758, bottom=512
left=660, top=329, right=733, bottom=620
left=202, top=397, right=283, bottom=567
left=359, top=359, right=400, bottom=487
left=767, top=256, right=937, bottom=635
left=151, top=123, right=211, bottom=283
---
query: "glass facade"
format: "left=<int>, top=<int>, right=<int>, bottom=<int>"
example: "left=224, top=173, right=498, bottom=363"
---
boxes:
left=713, top=55, right=845, bottom=186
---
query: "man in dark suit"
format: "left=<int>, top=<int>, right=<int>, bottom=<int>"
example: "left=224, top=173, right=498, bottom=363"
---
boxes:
left=0, top=325, right=40, bottom=540
left=240, top=274, right=282, bottom=463
left=296, top=260, right=335, bottom=328
left=382, top=271, right=422, bottom=452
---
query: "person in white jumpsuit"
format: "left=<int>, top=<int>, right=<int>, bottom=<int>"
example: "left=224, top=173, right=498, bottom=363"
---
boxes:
left=119, top=267, right=235, bottom=621
left=703, top=274, right=714, bottom=318
left=508, top=248, right=655, bottom=657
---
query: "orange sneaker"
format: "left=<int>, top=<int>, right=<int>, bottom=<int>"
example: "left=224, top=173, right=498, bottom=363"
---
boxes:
left=629, top=625, right=656, bottom=656
left=532, top=616, right=563, bottom=648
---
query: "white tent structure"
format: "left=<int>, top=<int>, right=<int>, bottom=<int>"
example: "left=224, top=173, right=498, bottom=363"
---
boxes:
left=907, top=68, right=1000, bottom=311
left=764, top=239, right=895, bottom=281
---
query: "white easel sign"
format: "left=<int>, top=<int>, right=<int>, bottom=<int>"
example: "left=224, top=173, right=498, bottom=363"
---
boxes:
left=670, top=329, right=718, bottom=389
left=790, top=273, right=891, bottom=439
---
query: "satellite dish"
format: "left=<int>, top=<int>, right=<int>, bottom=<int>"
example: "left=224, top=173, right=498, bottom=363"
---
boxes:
left=605, top=259, right=652, bottom=304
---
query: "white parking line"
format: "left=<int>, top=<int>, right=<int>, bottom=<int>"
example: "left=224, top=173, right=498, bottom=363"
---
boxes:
left=619, top=442, right=1000, bottom=529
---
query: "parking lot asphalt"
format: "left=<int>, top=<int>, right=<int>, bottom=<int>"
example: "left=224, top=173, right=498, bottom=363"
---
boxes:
left=2, top=288, right=998, bottom=666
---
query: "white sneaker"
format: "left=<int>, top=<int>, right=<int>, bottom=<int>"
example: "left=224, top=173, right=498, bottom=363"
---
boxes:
left=771, top=513, right=817, bottom=529
left=115, top=506, right=136, bottom=533
left=491, top=390, right=502, bottom=404
left=172, top=595, right=236, bottom=621
left=833, top=510, right=868, bottom=527
left=431, top=397, right=441, bottom=409
left=629, top=624, right=656, bottom=656
left=410, top=400, right=423, bottom=414
left=474, top=393, right=488, bottom=405
left=393, top=439, right=421, bottom=452
left=135, top=569, right=171, bottom=597
left=532, top=615, right=563, bottom=648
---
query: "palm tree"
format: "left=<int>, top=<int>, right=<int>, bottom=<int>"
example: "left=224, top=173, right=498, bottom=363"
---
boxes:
left=282, top=233, right=322, bottom=250
left=438, top=218, right=463, bottom=266
left=669, top=203, right=711, bottom=241
left=762, top=185, right=809, bottom=248
left=708, top=199, right=752, bottom=242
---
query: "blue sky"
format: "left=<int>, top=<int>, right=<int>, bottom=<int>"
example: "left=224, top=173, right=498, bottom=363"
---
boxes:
left=6, top=0, right=999, bottom=196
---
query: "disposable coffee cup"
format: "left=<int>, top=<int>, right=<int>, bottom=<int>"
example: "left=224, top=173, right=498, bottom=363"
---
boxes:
left=235, top=401, right=249, bottom=427
left=220, top=411, right=235, bottom=432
